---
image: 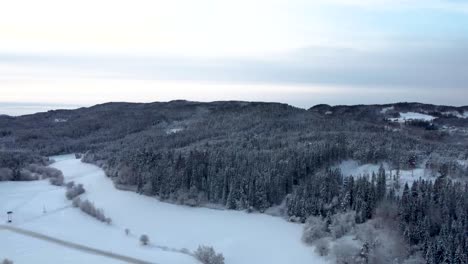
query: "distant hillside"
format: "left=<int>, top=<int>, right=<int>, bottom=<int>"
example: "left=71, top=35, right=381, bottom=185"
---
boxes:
left=1, top=100, right=467, bottom=264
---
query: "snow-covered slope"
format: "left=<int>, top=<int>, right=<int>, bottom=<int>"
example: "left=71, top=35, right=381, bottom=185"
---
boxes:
left=1, top=155, right=326, bottom=264
left=389, top=112, right=436, bottom=123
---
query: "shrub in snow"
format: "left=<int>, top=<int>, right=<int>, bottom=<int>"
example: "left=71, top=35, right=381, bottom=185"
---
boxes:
left=72, top=198, right=111, bottom=223
left=332, top=239, right=361, bottom=264
left=140, top=234, right=149, bottom=245
left=2, top=259, right=13, bottom=264
left=72, top=197, right=81, bottom=207
left=288, top=216, right=302, bottom=223
left=116, top=165, right=136, bottom=185
left=65, top=181, right=75, bottom=188
left=19, top=169, right=38, bottom=181
left=194, top=246, right=225, bottom=264
left=75, top=153, right=82, bottom=159
left=65, top=183, right=85, bottom=200
left=125, top=228, right=130, bottom=236
left=26, top=164, right=63, bottom=180
left=314, top=238, right=330, bottom=256
left=329, top=211, right=356, bottom=239
left=174, top=186, right=206, bottom=207
left=354, top=219, right=407, bottom=264
left=49, top=174, right=64, bottom=186
left=26, top=165, right=65, bottom=186
left=302, top=216, right=329, bottom=245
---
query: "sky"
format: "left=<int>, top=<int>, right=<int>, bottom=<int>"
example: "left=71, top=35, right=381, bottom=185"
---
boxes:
left=1, top=0, right=467, bottom=115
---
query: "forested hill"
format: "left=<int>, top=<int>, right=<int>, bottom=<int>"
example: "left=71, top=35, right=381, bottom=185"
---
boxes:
left=0, top=101, right=306, bottom=154
left=1, top=100, right=467, bottom=154
left=1, top=101, right=468, bottom=263
left=1, top=100, right=467, bottom=208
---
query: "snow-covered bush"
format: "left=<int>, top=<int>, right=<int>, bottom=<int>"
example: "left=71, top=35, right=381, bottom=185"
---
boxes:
left=2, top=259, right=13, bottom=264
left=332, top=239, right=361, bottom=264
left=72, top=197, right=81, bottom=207
left=49, top=174, right=64, bottom=186
left=314, top=238, right=330, bottom=256
left=140, top=234, right=149, bottom=245
left=26, top=164, right=63, bottom=180
left=125, top=228, right=130, bottom=236
left=19, top=169, right=38, bottom=181
left=194, top=246, right=225, bottom=264
left=72, top=198, right=111, bottom=224
left=65, top=181, right=75, bottom=188
left=173, top=186, right=207, bottom=207
left=65, top=183, right=85, bottom=200
left=302, top=216, right=329, bottom=245
left=354, top=219, right=407, bottom=264
left=329, top=211, right=356, bottom=239
left=24, top=164, right=64, bottom=186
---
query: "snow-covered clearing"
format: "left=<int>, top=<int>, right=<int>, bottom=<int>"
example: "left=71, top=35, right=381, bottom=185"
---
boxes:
left=1, top=154, right=326, bottom=264
left=380, top=106, right=394, bottom=114
left=166, top=128, right=183, bottom=134
left=389, top=112, right=436, bottom=123
left=337, top=160, right=436, bottom=188
left=442, top=111, right=468, bottom=119
left=54, top=118, right=68, bottom=123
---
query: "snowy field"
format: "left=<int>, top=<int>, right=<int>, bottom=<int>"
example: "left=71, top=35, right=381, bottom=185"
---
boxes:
left=1, top=154, right=326, bottom=264
left=389, top=112, right=436, bottom=123
left=337, top=160, right=437, bottom=189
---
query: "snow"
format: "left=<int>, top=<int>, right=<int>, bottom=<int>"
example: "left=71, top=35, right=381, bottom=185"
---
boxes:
left=389, top=112, right=436, bottom=123
left=441, top=111, right=468, bottom=119
left=337, top=160, right=388, bottom=177
left=0, top=179, right=195, bottom=264
left=166, top=128, right=183, bottom=134
left=457, top=159, right=468, bottom=168
left=1, top=231, right=125, bottom=264
left=1, top=154, right=326, bottom=264
left=380, top=106, right=394, bottom=114
left=336, top=160, right=437, bottom=190
left=54, top=118, right=68, bottom=123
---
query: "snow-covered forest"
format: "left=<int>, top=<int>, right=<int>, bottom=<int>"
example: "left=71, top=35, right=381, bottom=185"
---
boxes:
left=1, top=101, right=468, bottom=263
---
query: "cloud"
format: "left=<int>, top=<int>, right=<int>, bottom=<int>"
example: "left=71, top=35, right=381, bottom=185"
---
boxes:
left=320, top=0, right=468, bottom=13
left=1, top=0, right=466, bottom=109
left=3, top=38, right=466, bottom=89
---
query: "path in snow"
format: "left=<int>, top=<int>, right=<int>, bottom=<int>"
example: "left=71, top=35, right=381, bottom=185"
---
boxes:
left=0, top=225, right=155, bottom=264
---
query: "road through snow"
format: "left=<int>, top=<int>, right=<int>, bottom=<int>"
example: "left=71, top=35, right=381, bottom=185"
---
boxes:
left=0, top=225, right=156, bottom=264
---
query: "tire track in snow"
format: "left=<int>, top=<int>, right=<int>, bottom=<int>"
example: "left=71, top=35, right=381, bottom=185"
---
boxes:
left=0, top=225, right=157, bottom=264
left=20, top=205, right=73, bottom=224
left=9, top=185, right=62, bottom=212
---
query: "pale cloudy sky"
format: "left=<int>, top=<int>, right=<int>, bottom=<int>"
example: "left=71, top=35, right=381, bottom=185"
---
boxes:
left=1, top=0, right=467, bottom=115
